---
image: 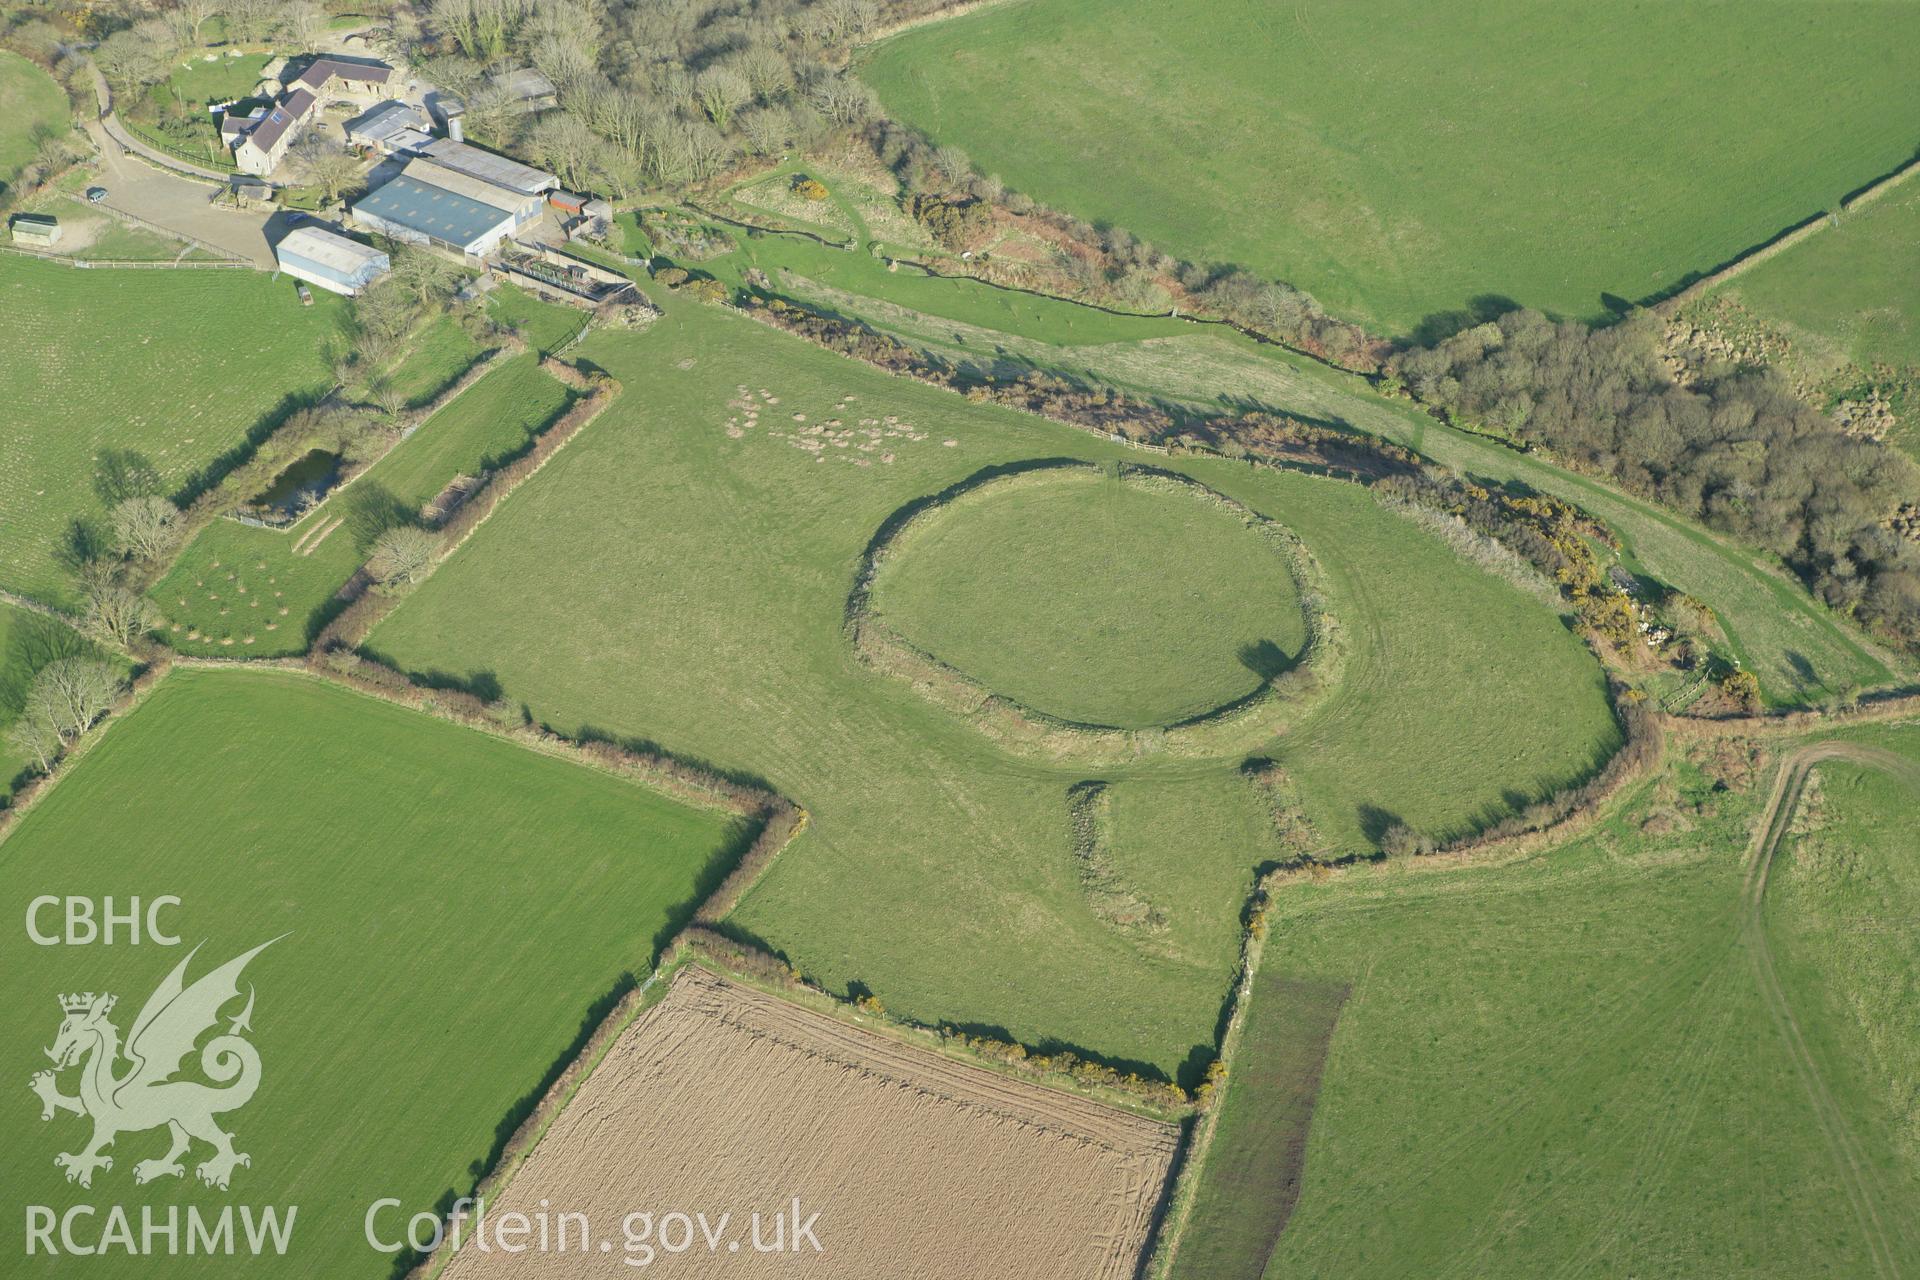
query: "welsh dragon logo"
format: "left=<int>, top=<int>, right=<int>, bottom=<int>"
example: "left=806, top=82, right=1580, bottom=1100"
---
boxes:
left=29, top=938, right=279, bottom=1191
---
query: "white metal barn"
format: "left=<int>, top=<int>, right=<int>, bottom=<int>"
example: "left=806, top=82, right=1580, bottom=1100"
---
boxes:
left=275, top=226, right=391, bottom=296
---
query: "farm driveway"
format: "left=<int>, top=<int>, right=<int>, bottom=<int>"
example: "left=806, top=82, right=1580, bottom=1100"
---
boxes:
left=82, top=120, right=275, bottom=268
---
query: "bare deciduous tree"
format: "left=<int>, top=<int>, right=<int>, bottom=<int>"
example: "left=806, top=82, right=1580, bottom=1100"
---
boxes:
left=809, top=74, right=875, bottom=126
left=430, top=0, right=531, bottom=60
left=110, top=495, right=182, bottom=560
left=734, top=44, right=794, bottom=103
left=390, top=247, right=462, bottom=306
left=281, top=0, right=328, bottom=53
left=81, top=576, right=156, bottom=647
left=222, top=0, right=282, bottom=44
left=294, top=135, right=361, bottom=204
left=368, top=375, right=404, bottom=418
left=174, top=0, right=221, bottom=46
left=695, top=66, right=749, bottom=131
left=368, top=527, right=441, bottom=586
left=530, top=33, right=596, bottom=99
left=7, top=710, right=63, bottom=775
left=527, top=111, right=601, bottom=189
left=26, top=658, right=125, bottom=742
left=737, top=104, right=791, bottom=157
left=93, top=30, right=167, bottom=98
left=459, top=86, right=520, bottom=146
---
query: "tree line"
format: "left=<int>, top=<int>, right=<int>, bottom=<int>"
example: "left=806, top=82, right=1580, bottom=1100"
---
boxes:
left=1389, top=309, right=1920, bottom=652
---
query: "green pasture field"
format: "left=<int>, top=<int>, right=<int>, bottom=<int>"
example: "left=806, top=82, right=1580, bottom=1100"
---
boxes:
left=381, top=314, right=484, bottom=409
left=1711, top=185, right=1920, bottom=458
left=486, top=284, right=587, bottom=356
left=756, top=263, right=1900, bottom=704
left=0, top=51, right=66, bottom=187
left=0, top=257, right=344, bottom=607
left=1724, top=187, right=1920, bottom=372
left=150, top=513, right=361, bottom=657
left=365, top=292, right=1618, bottom=1077
left=166, top=51, right=272, bottom=106
left=372, top=353, right=575, bottom=509
left=1247, top=742, right=1920, bottom=1278
left=1769, top=724, right=1920, bottom=1170
left=713, top=224, right=1189, bottom=348
left=871, top=466, right=1308, bottom=727
left=377, top=289, right=576, bottom=408
left=863, top=0, right=1920, bottom=334
left=0, top=667, right=740, bottom=1276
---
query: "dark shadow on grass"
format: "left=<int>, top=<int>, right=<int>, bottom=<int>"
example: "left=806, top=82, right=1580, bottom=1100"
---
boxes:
left=467, top=971, right=637, bottom=1181
left=0, top=613, right=97, bottom=714
left=1404, top=294, right=1521, bottom=348
left=1238, top=639, right=1299, bottom=683
left=53, top=517, right=110, bottom=579
left=1355, top=803, right=1404, bottom=847
left=571, top=722, right=781, bottom=797
left=92, top=449, right=164, bottom=507
left=409, top=668, right=503, bottom=703
left=651, top=814, right=765, bottom=962
left=341, top=481, right=413, bottom=551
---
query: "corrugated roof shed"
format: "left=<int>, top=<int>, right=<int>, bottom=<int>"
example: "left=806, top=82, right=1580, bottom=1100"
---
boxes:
left=417, top=137, right=557, bottom=195
left=344, top=100, right=426, bottom=146
left=488, top=67, right=557, bottom=102
left=277, top=225, right=388, bottom=277
left=386, top=128, right=435, bottom=154
left=351, top=173, right=513, bottom=251
left=401, top=157, right=537, bottom=216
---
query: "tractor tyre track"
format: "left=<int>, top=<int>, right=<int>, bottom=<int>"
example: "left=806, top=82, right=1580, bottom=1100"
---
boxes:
left=1743, top=741, right=1920, bottom=1280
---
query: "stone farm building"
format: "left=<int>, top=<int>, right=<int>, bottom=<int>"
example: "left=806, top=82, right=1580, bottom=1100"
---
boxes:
left=229, top=90, right=316, bottom=177
left=274, top=225, right=390, bottom=296
left=226, top=56, right=395, bottom=176
left=291, top=56, right=397, bottom=100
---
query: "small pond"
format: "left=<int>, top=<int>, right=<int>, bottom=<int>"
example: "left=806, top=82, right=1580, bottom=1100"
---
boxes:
left=247, top=449, right=342, bottom=521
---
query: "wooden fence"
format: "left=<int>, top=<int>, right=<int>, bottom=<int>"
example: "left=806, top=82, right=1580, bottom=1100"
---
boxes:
left=0, top=243, right=248, bottom=269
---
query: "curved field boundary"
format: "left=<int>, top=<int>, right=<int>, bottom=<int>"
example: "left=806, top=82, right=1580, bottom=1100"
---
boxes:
left=1743, top=741, right=1920, bottom=1280
left=848, top=460, right=1346, bottom=766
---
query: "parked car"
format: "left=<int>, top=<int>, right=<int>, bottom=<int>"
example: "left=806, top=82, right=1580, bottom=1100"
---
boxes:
left=295, top=282, right=313, bottom=307
left=85, top=187, right=107, bottom=204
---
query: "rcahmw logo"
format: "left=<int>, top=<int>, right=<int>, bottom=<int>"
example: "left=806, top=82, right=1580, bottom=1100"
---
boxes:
left=23, top=936, right=299, bottom=1258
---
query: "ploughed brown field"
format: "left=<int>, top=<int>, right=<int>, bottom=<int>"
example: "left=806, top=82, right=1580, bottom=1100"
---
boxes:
left=439, top=967, right=1180, bottom=1278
